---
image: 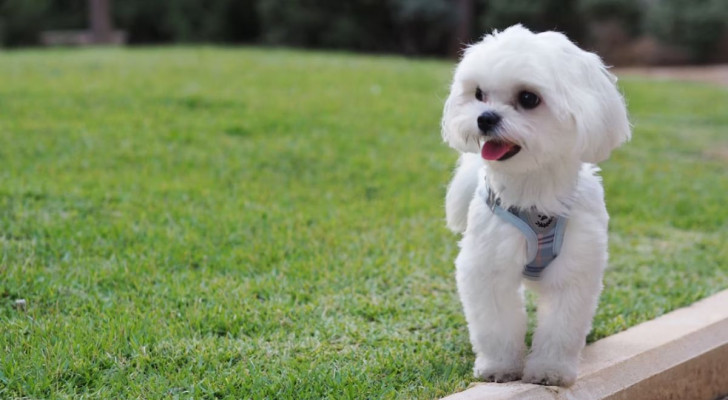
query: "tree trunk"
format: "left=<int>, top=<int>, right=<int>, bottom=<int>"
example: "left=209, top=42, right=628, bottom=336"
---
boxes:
left=449, top=0, right=474, bottom=58
left=89, top=0, right=113, bottom=43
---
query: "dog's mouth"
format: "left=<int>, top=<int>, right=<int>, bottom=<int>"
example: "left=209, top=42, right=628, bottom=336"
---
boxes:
left=481, top=140, right=522, bottom=161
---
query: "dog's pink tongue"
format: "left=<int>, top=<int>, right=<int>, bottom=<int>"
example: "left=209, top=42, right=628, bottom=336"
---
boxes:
left=481, top=141, right=515, bottom=160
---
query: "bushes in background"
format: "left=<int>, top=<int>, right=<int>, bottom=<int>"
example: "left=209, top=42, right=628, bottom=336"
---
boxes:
left=646, top=0, right=728, bottom=62
left=579, top=0, right=645, bottom=35
left=0, top=0, right=86, bottom=47
left=255, top=0, right=455, bottom=55
left=113, top=0, right=258, bottom=44
left=478, top=0, right=585, bottom=42
left=1, top=0, right=727, bottom=63
left=0, top=0, right=259, bottom=46
left=255, top=0, right=397, bottom=52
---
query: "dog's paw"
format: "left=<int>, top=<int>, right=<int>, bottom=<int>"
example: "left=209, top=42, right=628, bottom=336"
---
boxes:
left=522, top=360, right=576, bottom=387
left=473, top=356, right=523, bottom=383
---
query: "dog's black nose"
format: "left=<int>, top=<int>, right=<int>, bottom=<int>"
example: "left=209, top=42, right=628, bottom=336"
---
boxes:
left=477, top=111, right=501, bottom=134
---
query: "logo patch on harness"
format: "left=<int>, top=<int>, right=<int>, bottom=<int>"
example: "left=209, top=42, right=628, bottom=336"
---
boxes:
left=532, top=214, right=554, bottom=229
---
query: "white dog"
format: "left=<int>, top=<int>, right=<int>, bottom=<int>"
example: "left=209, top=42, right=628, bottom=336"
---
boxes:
left=442, top=25, right=630, bottom=386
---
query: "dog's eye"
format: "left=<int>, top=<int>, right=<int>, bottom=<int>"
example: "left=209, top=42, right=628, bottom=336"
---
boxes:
left=518, top=91, right=540, bottom=109
left=475, top=87, right=484, bottom=102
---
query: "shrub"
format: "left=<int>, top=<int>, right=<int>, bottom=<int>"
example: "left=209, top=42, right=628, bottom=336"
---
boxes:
left=0, top=0, right=50, bottom=47
left=0, top=0, right=86, bottom=47
left=255, top=0, right=384, bottom=50
left=389, top=0, right=456, bottom=54
left=578, top=0, right=644, bottom=35
left=256, top=0, right=455, bottom=55
left=646, top=0, right=728, bottom=62
left=478, top=0, right=585, bottom=43
left=114, top=0, right=259, bottom=44
left=0, top=0, right=259, bottom=47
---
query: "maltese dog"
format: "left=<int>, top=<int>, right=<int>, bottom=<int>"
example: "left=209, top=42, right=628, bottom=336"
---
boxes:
left=442, top=25, right=630, bottom=386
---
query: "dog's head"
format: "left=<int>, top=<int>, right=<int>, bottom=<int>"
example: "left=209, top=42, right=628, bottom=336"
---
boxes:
left=441, top=25, right=630, bottom=172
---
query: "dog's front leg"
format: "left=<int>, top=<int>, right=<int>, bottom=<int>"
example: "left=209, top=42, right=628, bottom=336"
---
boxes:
left=523, top=275, right=603, bottom=386
left=456, top=245, right=527, bottom=382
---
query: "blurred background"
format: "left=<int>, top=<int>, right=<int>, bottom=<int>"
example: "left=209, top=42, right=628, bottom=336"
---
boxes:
left=1, top=0, right=728, bottom=65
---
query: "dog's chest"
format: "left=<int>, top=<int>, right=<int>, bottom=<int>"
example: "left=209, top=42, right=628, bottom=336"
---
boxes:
left=466, top=197, right=529, bottom=265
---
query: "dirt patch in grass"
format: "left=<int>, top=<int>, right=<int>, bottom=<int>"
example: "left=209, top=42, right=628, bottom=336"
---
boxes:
left=703, top=147, right=728, bottom=162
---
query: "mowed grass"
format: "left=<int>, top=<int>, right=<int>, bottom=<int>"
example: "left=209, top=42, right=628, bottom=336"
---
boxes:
left=0, top=47, right=726, bottom=399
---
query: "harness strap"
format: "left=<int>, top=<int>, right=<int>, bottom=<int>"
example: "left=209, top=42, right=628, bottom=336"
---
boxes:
left=483, top=185, right=568, bottom=280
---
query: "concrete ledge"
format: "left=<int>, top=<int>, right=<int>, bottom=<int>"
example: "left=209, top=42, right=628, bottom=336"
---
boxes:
left=443, top=289, right=728, bottom=400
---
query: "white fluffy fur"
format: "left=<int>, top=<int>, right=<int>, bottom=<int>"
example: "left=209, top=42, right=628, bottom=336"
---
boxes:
left=442, top=25, right=630, bottom=386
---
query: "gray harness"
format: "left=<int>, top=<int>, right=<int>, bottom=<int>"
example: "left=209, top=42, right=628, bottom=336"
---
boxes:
left=483, top=185, right=568, bottom=280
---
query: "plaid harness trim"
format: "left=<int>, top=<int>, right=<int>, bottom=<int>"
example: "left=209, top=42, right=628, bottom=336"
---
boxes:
left=483, top=186, right=568, bottom=280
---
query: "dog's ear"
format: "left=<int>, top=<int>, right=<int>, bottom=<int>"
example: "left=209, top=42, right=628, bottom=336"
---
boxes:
left=544, top=32, right=631, bottom=163
left=440, top=81, right=470, bottom=153
left=574, top=55, right=631, bottom=163
left=441, top=78, right=476, bottom=153
left=441, top=88, right=457, bottom=147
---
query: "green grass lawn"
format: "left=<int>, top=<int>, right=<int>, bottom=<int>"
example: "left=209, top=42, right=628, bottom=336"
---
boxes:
left=1, top=47, right=726, bottom=399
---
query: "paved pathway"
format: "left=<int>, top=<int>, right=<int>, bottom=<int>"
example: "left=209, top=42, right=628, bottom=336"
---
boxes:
left=615, top=65, right=728, bottom=86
